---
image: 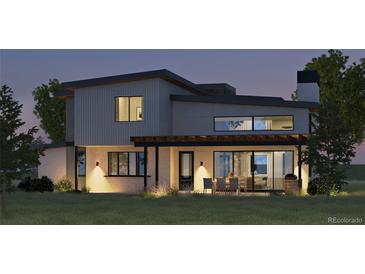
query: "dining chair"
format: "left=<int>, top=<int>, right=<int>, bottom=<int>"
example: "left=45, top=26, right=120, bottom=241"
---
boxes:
left=203, top=178, right=213, bottom=194
left=229, top=177, right=239, bottom=195
left=216, top=177, right=226, bottom=193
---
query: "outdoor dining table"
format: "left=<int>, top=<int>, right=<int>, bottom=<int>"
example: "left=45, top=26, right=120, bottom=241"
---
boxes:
left=212, top=178, right=244, bottom=194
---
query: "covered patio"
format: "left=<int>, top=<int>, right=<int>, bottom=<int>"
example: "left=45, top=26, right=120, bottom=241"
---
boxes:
left=131, top=134, right=308, bottom=193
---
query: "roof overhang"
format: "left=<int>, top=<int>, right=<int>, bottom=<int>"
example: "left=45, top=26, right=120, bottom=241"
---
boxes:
left=57, top=69, right=204, bottom=97
left=171, top=95, right=320, bottom=110
left=131, top=134, right=308, bottom=147
left=43, top=142, right=75, bottom=149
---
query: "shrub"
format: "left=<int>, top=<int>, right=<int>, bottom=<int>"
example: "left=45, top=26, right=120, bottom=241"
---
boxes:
left=143, top=186, right=179, bottom=198
left=307, top=177, right=345, bottom=196
left=54, top=177, right=73, bottom=192
left=18, top=176, right=54, bottom=192
left=307, top=180, right=317, bottom=195
left=36, top=176, right=54, bottom=192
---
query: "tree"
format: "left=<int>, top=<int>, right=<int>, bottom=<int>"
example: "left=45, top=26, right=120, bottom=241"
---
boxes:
left=33, top=79, right=65, bottom=143
left=0, top=85, right=43, bottom=217
left=299, top=50, right=365, bottom=194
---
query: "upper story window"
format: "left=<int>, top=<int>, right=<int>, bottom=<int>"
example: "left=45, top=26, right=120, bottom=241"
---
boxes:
left=253, top=116, right=293, bottom=130
left=214, top=115, right=293, bottom=131
left=115, top=96, right=143, bottom=122
left=214, top=117, right=252, bottom=131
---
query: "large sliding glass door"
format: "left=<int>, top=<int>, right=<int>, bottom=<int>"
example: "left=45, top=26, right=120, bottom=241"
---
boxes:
left=253, top=152, right=273, bottom=191
left=273, top=151, right=293, bottom=190
left=213, top=150, right=294, bottom=191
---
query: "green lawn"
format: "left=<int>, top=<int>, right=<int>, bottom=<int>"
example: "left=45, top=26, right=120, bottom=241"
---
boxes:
left=1, top=181, right=364, bottom=225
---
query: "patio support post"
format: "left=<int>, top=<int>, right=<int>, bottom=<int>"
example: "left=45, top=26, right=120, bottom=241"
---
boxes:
left=74, top=146, right=78, bottom=191
left=298, top=144, right=302, bottom=184
left=144, top=146, right=148, bottom=191
left=251, top=151, right=255, bottom=191
left=155, top=146, right=159, bottom=188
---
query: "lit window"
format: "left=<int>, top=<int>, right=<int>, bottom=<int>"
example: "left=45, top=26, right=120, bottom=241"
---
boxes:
left=214, top=117, right=252, bottom=131
left=77, top=151, right=86, bottom=176
left=254, top=116, right=293, bottom=130
left=108, top=152, right=145, bottom=176
left=214, top=116, right=293, bottom=131
left=115, top=96, right=143, bottom=122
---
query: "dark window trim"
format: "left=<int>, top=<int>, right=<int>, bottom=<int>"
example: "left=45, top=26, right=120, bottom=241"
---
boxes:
left=213, top=115, right=294, bottom=132
left=105, top=175, right=145, bottom=178
left=178, top=151, right=194, bottom=191
left=213, top=150, right=294, bottom=180
left=114, top=96, right=144, bottom=122
left=253, top=115, right=294, bottom=131
left=77, top=150, right=86, bottom=177
left=213, top=116, right=253, bottom=132
left=107, top=151, right=145, bottom=177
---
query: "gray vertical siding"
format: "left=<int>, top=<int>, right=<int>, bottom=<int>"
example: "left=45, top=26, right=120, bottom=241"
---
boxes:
left=73, top=76, right=311, bottom=146
left=74, top=79, right=161, bottom=146
left=65, top=97, right=74, bottom=142
left=172, top=101, right=310, bottom=135
left=158, top=79, right=193, bottom=135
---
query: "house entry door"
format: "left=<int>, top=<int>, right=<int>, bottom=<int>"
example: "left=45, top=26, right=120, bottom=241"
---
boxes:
left=179, top=152, right=194, bottom=191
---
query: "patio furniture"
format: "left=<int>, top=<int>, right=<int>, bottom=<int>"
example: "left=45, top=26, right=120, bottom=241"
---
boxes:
left=216, top=177, right=226, bottom=193
left=238, top=177, right=247, bottom=192
left=229, top=177, right=239, bottom=194
left=284, top=174, right=300, bottom=195
left=246, top=177, right=254, bottom=190
left=203, top=178, right=213, bottom=194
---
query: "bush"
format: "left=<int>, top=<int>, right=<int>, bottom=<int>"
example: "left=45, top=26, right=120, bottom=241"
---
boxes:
left=143, top=186, right=179, bottom=198
left=18, top=177, right=32, bottom=191
left=307, top=180, right=317, bottom=195
left=18, top=176, right=54, bottom=192
left=37, top=176, right=54, bottom=192
left=54, top=177, right=73, bottom=192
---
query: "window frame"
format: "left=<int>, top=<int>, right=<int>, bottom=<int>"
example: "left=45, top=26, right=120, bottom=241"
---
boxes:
left=77, top=150, right=86, bottom=177
left=114, top=96, right=144, bottom=122
left=107, top=151, right=145, bottom=177
left=252, top=115, right=294, bottom=131
left=213, top=116, right=253, bottom=132
left=213, top=150, right=294, bottom=179
left=213, top=115, right=294, bottom=132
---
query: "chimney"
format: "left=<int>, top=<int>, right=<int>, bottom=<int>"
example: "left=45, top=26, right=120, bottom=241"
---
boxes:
left=297, top=70, right=320, bottom=103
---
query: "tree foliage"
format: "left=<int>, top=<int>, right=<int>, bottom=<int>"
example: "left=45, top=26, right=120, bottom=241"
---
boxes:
left=0, top=85, right=43, bottom=217
left=302, top=50, right=365, bottom=194
left=32, top=79, right=65, bottom=143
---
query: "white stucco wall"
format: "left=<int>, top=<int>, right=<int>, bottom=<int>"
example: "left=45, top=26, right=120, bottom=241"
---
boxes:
left=38, top=147, right=67, bottom=184
left=170, top=145, right=309, bottom=194
left=85, top=146, right=171, bottom=193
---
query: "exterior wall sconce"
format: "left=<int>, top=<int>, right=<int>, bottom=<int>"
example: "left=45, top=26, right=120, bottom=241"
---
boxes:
left=96, top=161, right=99, bottom=166
left=200, top=161, right=203, bottom=166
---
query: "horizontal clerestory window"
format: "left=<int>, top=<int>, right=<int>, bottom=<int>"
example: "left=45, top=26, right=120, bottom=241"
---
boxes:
left=214, top=116, right=293, bottom=131
left=108, top=152, right=145, bottom=176
left=115, top=96, right=143, bottom=122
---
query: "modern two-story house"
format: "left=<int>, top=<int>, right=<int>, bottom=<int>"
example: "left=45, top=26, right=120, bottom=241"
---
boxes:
left=38, top=69, right=320, bottom=194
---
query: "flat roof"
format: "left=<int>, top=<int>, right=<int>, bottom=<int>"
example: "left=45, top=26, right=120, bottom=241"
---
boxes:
left=43, top=142, right=74, bottom=149
left=171, top=95, right=319, bottom=109
left=131, top=134, right=308, bottom=147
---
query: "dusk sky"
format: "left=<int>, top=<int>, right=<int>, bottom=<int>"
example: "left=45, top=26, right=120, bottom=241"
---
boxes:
left=1, top=49, right=364, bottom=163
